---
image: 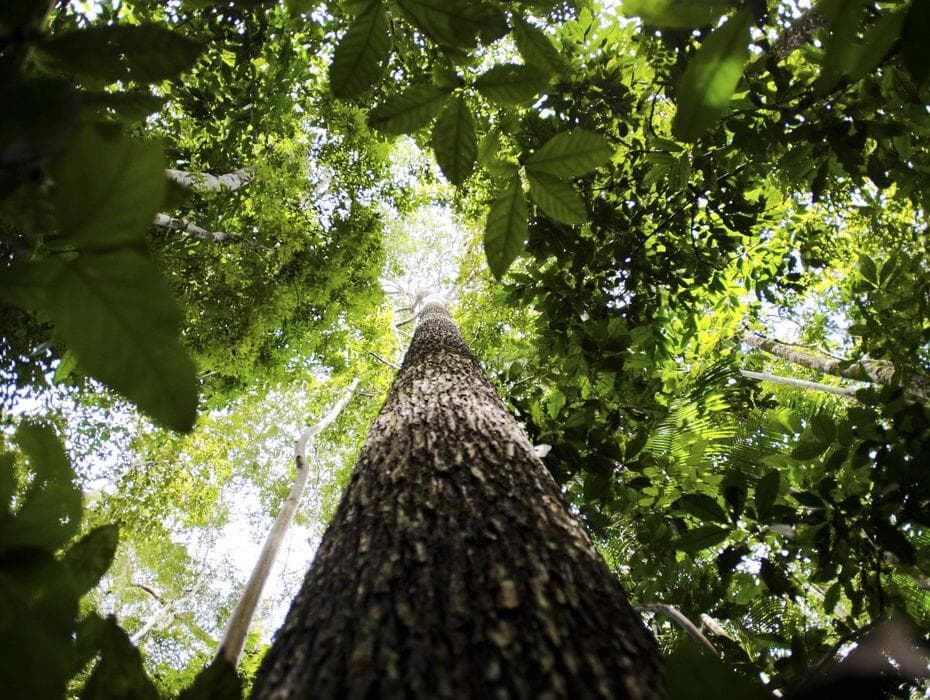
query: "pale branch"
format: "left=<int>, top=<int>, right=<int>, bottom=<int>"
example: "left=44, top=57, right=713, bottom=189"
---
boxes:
left=742, top=332, right=930, bottom=401
left=739, top=369, right=860, bottom=398
left=130, top=577, right=204, bottom=645
left=131, top=581, right=162, bottom=601
left=153, top=213, right=236, bottom=243
left=634, top=603, right=720, bottom=657
left=166, top=167, right=254, bottom=193
left=217, top=377, right=361, bottom=666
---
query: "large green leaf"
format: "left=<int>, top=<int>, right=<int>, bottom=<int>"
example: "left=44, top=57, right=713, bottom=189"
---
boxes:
left=40, top=24, right=203, bottom=83
left=431, top=96, right=476, bottom=186
left=524, top=129, right=613, bottom=178
left=367, top=85, right=452, bottom=135
left=0, top=423, right=82, bottom=553
left=475, top=63, right=549, bottom=105
left=483, top=174, right=527, bottom=279
left=527, top=172, right=586, bottom=225
left=673, top=493, right=729, bottom=524
left=513, top=20, right=568, bottom=76
left=621, top=0, right=735, bottom=28
left=902, top=0, right=930, bottom=84
left=61, top=525, right=119, bottom=598
left=395, top=0, right=500, bottom=48
left=2, top=252, right=198, bottom=432
left=78, top=90, right=167, bottom=124
left=329, top=3, right=391, bottom=98
left=664, top=640, right=770, bottom=699
left=671, top=8, right=752, bottom=142
left=51, top=126, right=166, bottom=250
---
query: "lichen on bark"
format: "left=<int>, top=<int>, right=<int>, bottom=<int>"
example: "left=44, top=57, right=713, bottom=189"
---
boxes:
left=251, top=300, right=662, bottom=699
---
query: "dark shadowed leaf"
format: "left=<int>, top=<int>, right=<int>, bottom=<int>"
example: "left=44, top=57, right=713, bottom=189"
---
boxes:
left=62, top=525, right=119, bottom=597
left=527, top=172, right=586, bottom=225
left=395, top=0, right=499, bottom=48
left=51, top=126, right=166, bottom=249
left=674, top=524, right=730, bottom=553
left=329, top=2, right=390, bottom=98
left=664, top=640, right=770, bottom=699
left=760, top=558, right=797, bottom=598
left=754, top=469, right=780, bottom=521
left=178, top=658, right=242, bottom=700
left=431, top=96, right=476, bottom=185
left=79, top=616, right=159, bottom=700
left=621, top=0, right=735, bottom=28
left=475, top=63, right=549, bottom=105
left=524, top=129, right=613, bottom=178
left=0, top=79, right=77, bottom=170
left=902, top=0, right=930, bottom=84
left=40, top=24, right=203, bottom=83
left=671, top=8, right=752, bottom=142
left=367, top=85, right=452, bottom=135
left=484, top=174, right=527, bottom=279
left=78, top=91, right=166, bottom=123
left=674, top=493, right=729, bottom=524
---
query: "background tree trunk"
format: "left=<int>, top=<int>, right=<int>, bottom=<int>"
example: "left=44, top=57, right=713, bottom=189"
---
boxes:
left=251, top=300, right=662, bottom=699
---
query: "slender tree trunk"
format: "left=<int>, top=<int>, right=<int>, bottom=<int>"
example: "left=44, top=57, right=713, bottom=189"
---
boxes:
left=742, top=332, right=930, bottom=401
left=738, top=369, right=859, bottom=398
left=218, top=378, right=360, bottom=666
left=251, top=299, right=661, bottom=699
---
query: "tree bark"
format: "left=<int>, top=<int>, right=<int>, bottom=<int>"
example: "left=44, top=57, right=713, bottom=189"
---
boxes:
left=251, top=299, right=661, bottom=699
left=742, top=332, right=930, bottom=402
left=218, top=378, right=360, bottom=666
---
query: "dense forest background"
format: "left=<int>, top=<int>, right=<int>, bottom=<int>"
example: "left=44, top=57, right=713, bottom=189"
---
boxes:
left=2, top=0, right=930, bottom=696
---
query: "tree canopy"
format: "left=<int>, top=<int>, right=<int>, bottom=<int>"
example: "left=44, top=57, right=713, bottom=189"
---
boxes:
left=2, top=0, right=930, bottom=697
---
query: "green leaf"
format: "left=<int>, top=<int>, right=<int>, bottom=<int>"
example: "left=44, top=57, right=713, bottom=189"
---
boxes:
left=3, top=252, right=198, bottom=432
left=53, top=350, right=79, bottom=384
left=483, top=174, right=527, bottom=279
left=524, top=129, right=613, bottom=178
left=671, top=8, right=752, bottom=142
left=759, top=558, right=796, bottom=598
left=674, top=524, right=730, bottom=553
left=754, top=469, right=780, bottom=520
left=62, top=525, right=119, bottom=597
left=527, top=172, right=586, bottom=225
left=475, top=63, right=549, bottom=105
left=513, top=20, right=567, bottom=75
left=674, top=493, right=728, bottom=524
left=1, top=423, right=81, bottom=553
left=79, top=615, right=159, bottom=700
left=848, top=9, right=904, bottom=82
left=621, top=0, right=735, bottom=28
left=858, top=254, right=878, bottom=284
left=664, top=640, right=770, bottom=700
left=431, top=96, right=476, bottom=186
left=902, top=0, right=930, bottom=84
left=367, top=85, right=452, bottom=135
left=395, top=0, right=498, bottom=48
left=40, top=24, right=203, bottom=83
left=810, top=413, right=836, bottom=443
left=329, top=3, right=391, bottom=98
left=52, top=126, right=166, bottom=250
left=547, top=388, right=566, bottom=418
left=792, top=436, right=828, bottom=461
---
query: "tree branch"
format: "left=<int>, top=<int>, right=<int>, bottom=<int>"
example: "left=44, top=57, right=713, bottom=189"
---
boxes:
left=635, top=603, right=720, bottom=657
left=153, top=213, right=236, bottom=243
left=739, top=368, right=860, bottom=398
left=166, top=168, right=254, bottom=193
left=217, top=378, right=361, bottom=666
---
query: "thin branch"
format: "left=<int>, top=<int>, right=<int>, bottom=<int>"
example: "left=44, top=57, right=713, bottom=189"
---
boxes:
left=635, top=603, right=720, bottom=657
left=366, top=350, right=400, bottom=370
left=131, top=581, right=162, bottom=601
left=217, top=378, right=361, bottom=666
left=739, top=369, right=860, bottom=398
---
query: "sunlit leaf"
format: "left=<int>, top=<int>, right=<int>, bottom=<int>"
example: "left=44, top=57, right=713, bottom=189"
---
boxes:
left=483, top=174, right=527, bottom=279
left=621, top=0, right=735, bottom=28
left=527, top=172, right=586, bottom=225
left=513, top=20, right=567, bottom=75
left=329, top=2, right=390, bottom=98
left=475, top=63, right=549, bottom=105
left=524, top=129, right=613, bottom=178
left=367, top=85, right=452, bottom=135
left=431, top=96, right=476, bottom=186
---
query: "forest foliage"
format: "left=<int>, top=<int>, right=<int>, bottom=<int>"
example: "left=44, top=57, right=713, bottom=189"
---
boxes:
left=2, top=0, right=930, bottom=697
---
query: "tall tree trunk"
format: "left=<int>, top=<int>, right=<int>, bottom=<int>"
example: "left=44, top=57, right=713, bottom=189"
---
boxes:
left=251, top=299, right=662, bottom=699
left=742, top=332, right=930, bottom=401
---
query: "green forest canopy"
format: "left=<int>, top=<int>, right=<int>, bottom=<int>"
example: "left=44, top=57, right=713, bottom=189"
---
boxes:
left=2, top=0, right=930, bottom=696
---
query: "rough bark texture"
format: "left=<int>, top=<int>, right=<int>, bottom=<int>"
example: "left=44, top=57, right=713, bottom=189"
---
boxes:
left=742, top=332, right=930, bottom=401
left=251, top=301, right=662, bottom=699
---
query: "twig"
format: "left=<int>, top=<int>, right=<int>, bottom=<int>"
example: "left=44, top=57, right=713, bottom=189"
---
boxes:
left=635, top=603, right=720, bottom=657
left=366, top=350, right=400, bottom=370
